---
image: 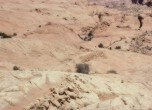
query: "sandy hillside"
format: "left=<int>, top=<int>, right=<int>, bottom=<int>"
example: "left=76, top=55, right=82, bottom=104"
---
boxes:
left=0, top=0, right=152, bottom=110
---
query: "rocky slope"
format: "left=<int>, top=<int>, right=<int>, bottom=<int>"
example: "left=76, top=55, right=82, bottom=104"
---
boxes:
left=1, top=71, right=152, bottom=110
left=0, top=0, right=152, bottom=110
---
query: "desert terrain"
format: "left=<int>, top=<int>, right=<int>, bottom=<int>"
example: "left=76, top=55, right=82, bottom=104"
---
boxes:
left=0, top=0, right=152, bottom=110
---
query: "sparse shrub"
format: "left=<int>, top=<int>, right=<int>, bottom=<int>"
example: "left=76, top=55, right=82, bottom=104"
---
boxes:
left=74, top=2, right=78, bottom=5
left=131, top=0, right=138, bottom=4
left=115, top=46, right=121, bottom=50
left=98, top=13, right=102, bottom=20
left=76, top=64, right=90, bottom=74
left=38, top=25, right=41, bottom=28
left=121, top=80, right=124, bottom=83
left=138, top=0, right=144, bottom=4
left=13, top=66, right=20, bottom=71
left=109, top=47, right=112, bottom=50
left=107, top=70, right=118, bottom=74
left=132, top=38, right=136, bottom=40
left=46, top=22, right=52, bottom=25
left=145, top=1, right=152, bottom=7
left=63, top=17, right=68, bottom=20
left=0, top=32, right=12, bottom=39
left=13, top=33, right=17, bottom=36
left=98, top=43, right=104, bottom=48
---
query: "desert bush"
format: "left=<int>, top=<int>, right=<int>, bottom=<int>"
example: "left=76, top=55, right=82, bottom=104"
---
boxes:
left=107, top=70, right=118, bottom=74
left=98, top=43, right=104, bottom=48
left=115, top=46, right=121, bottom=50
left=145, top=1, right=152, bottom=7
left=13, top=66, right=20, bottom=71
left=63, top=17, right=68, bottom=20
left=0, top=32, right=12, bottom=38
left=131, top=0, right=138, bottom=4
left=76, top=64, right=90, bottom=74
left=38, top=25, right=41, bottom=28
left=109, top=47, right=112, bottom=50
left=13, top=33, right=17, bottom=36
left=132, top=38, right=136, bottom=40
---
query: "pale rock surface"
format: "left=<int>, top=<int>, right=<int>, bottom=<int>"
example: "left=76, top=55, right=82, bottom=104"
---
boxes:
left=0, top=71, right=152, bottom=110
left=0, top=0, right=152, bottom=110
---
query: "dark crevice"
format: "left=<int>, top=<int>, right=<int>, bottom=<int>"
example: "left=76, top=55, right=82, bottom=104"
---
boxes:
left=145, top=1, right=152, bottom=7
left=138, top=0, right=144, bottom=4
left=132, top=0, right=138, bottom=4
left=78, top=26, right=97, bottom=41
left=138, top=15, right=144, bottom=30
left=131, top=0, right=144, bottom=5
